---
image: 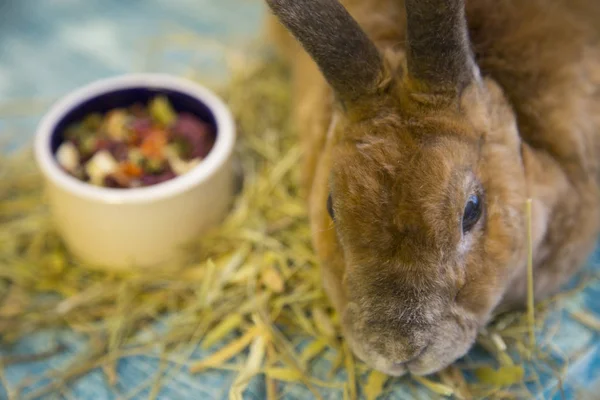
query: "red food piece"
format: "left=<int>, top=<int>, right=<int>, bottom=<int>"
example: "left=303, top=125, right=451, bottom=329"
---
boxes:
left=171, top=113, right=215, bottom=159
left=95, top=139, right=111, bottom=152
left=92, top=139, right=129, bottom=162
left=126, top=131, right=140, bottom=147
left=108, top=142, right=130, bottom=162
left=130, top=103, right=149, bottom=118
left=140, top=129, right=168, bottom=159
left=124, top=118, right=153, bottom=146
left=131, top=118, right=153, bottom=137
left=104, top=175, right=126, bottom=188
left=104, top=169, right=133, bottom=188
left=140, top=170, right=177, bottom=186
left=120, top=162, right=143, bottom=178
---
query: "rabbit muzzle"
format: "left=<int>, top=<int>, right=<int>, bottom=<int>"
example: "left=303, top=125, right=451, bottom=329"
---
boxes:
left=341, top=296, right=479, bottom=376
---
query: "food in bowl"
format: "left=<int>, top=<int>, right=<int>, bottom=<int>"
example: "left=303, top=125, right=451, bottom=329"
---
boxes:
left=55, top=95, right=216, bottom=189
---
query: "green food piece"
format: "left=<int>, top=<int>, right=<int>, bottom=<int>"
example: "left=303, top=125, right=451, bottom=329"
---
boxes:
left=63, top=126, right=78, bottom=140
left=64, top=124, right=91, bottom=141
left=72, top=167, right=87, bottom=181
left=79, top=136, right=98, bottom=156
left=82, top=113, right=103, bottom=131
left=170, top=137, right=192, bottom=159
left=149, top=95, right=177, bottom=127
left=145, top=157, right=165, bottom=174
left=105, top=109, right=129, bottom=140
left=475, top=365, right=524, bottom=386
left=128, top=148, right=144, bottom=166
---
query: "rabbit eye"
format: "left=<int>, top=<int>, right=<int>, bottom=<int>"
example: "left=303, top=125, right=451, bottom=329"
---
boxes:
left=327, top=195, right=335, bottom=220
left=462, top=194, right=482, bottom=233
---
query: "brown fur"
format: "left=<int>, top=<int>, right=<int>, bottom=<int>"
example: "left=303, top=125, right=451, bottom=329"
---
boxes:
left=265, top=0, right=600, bottom=376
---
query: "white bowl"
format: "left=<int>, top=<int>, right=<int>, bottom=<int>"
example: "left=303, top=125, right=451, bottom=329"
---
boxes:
left=34, top=73, right=236, bottom=270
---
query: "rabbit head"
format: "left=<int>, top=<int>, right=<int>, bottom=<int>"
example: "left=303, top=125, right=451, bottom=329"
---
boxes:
left=266, top=0, right=530, bottom=376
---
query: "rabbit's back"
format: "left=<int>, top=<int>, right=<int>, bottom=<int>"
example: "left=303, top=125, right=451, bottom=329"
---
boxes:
left=467, top=0, right=600, bottom=181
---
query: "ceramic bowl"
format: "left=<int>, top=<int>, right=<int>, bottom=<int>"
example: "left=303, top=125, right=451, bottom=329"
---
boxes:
left=34, top=73, right=236, bottom=270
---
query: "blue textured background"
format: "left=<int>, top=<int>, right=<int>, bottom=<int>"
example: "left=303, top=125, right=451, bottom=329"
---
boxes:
left=0, top=1, right=599, bottom=399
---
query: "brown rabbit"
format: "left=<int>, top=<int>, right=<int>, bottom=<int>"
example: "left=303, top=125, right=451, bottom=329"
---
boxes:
left=264, top=0, right=600, bottom=376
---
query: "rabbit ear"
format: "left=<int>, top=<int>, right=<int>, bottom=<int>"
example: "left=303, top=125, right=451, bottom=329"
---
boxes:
left=265, top=0, right=385, bottom=106
left=405, top=0, right=479, bottom=93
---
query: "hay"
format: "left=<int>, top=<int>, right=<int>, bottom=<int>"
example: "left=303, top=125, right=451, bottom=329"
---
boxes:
left=0, top=40, right=599, bottom=400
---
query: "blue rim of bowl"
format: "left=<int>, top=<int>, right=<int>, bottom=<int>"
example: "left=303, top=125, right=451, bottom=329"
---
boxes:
left=34, top=73, right=236, bottom=204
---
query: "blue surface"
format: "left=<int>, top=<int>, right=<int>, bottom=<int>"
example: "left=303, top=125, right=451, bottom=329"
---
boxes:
left=0, top=1, right=599, bottom=399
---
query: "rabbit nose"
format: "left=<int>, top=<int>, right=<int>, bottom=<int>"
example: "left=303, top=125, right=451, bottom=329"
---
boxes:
left=393, top=343, right=430, bottom=367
